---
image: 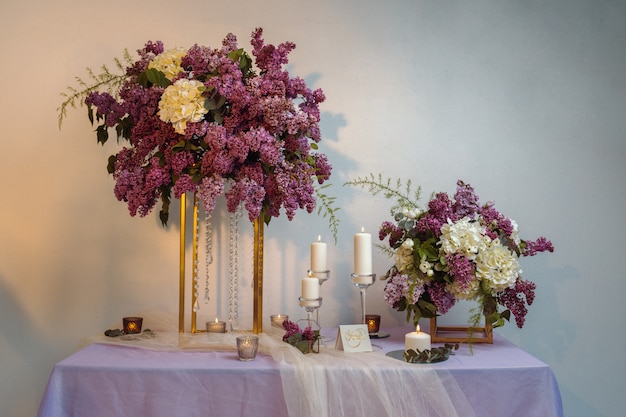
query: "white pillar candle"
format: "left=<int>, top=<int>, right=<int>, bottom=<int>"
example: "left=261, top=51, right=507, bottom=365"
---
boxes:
left=310, top=235, right=328, bottom=272
left=301, top=276, right=320, bottom=299
left=354, top=227, right=372, bottom=275
left=405, top=325, right=431, bottom=352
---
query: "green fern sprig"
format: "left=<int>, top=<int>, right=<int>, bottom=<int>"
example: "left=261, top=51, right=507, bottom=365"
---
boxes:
left=314, top=183, right=341, bottom=244
left=58, top=50, right=134, bottom=129
left=344, top=173, right=423, bottom=214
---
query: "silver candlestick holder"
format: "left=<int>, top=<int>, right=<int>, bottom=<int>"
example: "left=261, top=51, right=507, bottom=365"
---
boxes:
left=297, top=296, right=322, bottom=330
left=309, top=269, right=331, bottom=343
left=351, top=273, right=380, bottom=350
left=308, top=269, right=330, bottom=285
left=350, top=273, right=376, bottom=326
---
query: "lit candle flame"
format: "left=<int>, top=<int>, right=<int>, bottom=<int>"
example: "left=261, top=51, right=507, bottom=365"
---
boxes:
left=317, top=235, right=321, bottom=242
left=215, top=318, right=219, bottom=323
left=416, top=325, right=421, bottom=333
left=361, top=226, right=365, bottom=233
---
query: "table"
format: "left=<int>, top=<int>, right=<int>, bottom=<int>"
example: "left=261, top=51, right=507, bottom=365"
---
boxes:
left=37, top=327, right=563, bottom=417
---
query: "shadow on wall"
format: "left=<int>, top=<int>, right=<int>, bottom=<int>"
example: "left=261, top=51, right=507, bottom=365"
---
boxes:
left=499, top=254, right=578, bottom=364
left=0, top=274, right=57, bottom=417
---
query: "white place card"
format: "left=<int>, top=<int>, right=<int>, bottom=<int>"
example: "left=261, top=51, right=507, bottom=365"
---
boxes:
left=335, top=324, right=372, bottom=352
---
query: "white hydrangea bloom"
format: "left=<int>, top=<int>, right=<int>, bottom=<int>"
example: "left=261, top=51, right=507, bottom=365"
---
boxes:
left=148, top=47, right=187, bottom=80
left=439, top=217, right=488, bottom=260
left=158, top=79, right=208, bottom=134
left=475, top=242, right=521, bottom=293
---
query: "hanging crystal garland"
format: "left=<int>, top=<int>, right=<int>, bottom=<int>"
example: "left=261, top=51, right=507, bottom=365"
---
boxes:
left=204, top=210, right=213, bottom=305
left=228, top=203, right=242, bottom=326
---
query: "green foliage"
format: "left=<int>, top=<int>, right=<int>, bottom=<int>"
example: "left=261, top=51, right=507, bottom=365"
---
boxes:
left=344, top=173, right=422, bottom=215
left=314, top=183, right=341, bottom=244
left=58, top=50, right=134, bottom=129
left=285, top=330, right=321, bottom=354
left=403, top=343, right=459, bottom=363
left=136, top=68, right=171, bottom=88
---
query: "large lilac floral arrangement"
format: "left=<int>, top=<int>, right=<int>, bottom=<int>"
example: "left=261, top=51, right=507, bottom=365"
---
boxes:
left=347, top=175, right=554, bottom=330
left=59, top=28, right=332, bottom=226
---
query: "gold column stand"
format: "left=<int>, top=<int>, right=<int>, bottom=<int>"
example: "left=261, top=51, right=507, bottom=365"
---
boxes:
left=178, top=195, right=264, bottom=334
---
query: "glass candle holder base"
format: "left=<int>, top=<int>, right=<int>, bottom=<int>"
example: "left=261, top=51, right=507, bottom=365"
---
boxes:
left=236, top=335, right=259, bottom=361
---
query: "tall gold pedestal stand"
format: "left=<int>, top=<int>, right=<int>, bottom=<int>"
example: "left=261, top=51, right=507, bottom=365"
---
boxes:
left=252, top=217, right=264, bottom=334
left=178, top=194, right=264, bottom=334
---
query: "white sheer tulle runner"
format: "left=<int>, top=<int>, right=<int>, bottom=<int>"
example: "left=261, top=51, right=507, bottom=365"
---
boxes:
left=85, top=311, right=474, bottom=417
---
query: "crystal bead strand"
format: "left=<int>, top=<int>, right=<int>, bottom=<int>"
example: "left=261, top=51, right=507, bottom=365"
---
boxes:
left=228, top=204, right=242, bottom=324
left=204, top=211, right=213, bottom=304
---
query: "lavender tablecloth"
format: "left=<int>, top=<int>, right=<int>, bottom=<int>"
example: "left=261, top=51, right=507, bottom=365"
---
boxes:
left=37, top=327, right=563, bottom=417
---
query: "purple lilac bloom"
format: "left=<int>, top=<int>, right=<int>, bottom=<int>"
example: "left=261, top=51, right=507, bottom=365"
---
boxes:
left=282, top=320, right=302, bottom=341
left=415, top=216, right=444, bottom=238
left=480, top=203, right=515, bottom=239
left=172, top=174, right=196, bottom=199
left=414, top=192, right=454, bottom=237
left=522, top=237, right=555, bottom=257
left=85, top=92, right=126, bottom=127
left=500, top=279, right=536, bottom=328
left=126, top=41, right=164, bottom=76
left=301, top=327, right=315, bottom=341
left=379, top=221, right=404, bottom=248
left=446, top=253, right=475, bottom=293
left=426, top=281, right=456, bottom=314
left=196, top=175, right=225, bottom=213
left=452, top=180, right=480, bottom=219
left=383, top=273, right=409, bottom=308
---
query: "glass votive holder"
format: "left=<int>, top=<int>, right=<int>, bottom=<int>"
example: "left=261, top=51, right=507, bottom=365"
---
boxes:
left=123, top=317, right=143, bottom=334
left=236, top=335, right=259, bottom=361
left=206, top=319, right=227, bottom=333
left=271, top=314, right=289, bottom=329
left=365, top=314, right=381, bottom=336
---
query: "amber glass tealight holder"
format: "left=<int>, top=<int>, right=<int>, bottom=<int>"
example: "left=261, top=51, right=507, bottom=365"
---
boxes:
left=123, top=317, right=143, bottom=334
left=365, top=314, right=381, bottom=336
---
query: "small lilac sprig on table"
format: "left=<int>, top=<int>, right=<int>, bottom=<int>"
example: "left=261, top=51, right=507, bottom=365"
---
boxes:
left=282, top=320, right=320, bottom=354
left=346, top=174, right=554, bottom=332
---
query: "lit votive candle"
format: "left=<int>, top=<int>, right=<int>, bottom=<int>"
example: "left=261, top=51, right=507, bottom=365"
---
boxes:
left=405, top=325, right=431, bottom=352
left=237, top=335, right=259, bottom=361
left=365, top=314, right=381, bottom=335
left=271, top=314, right=289, bottom=329
left=206, top=318, right=227, bottom=333
left=122, top=317, right=143, bottom=334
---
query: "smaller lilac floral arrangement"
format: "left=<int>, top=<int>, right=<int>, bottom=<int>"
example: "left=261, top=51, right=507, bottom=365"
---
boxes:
left=346, top=174, right=554, bottom=331
left=282, top=320, right=320, bottom=354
